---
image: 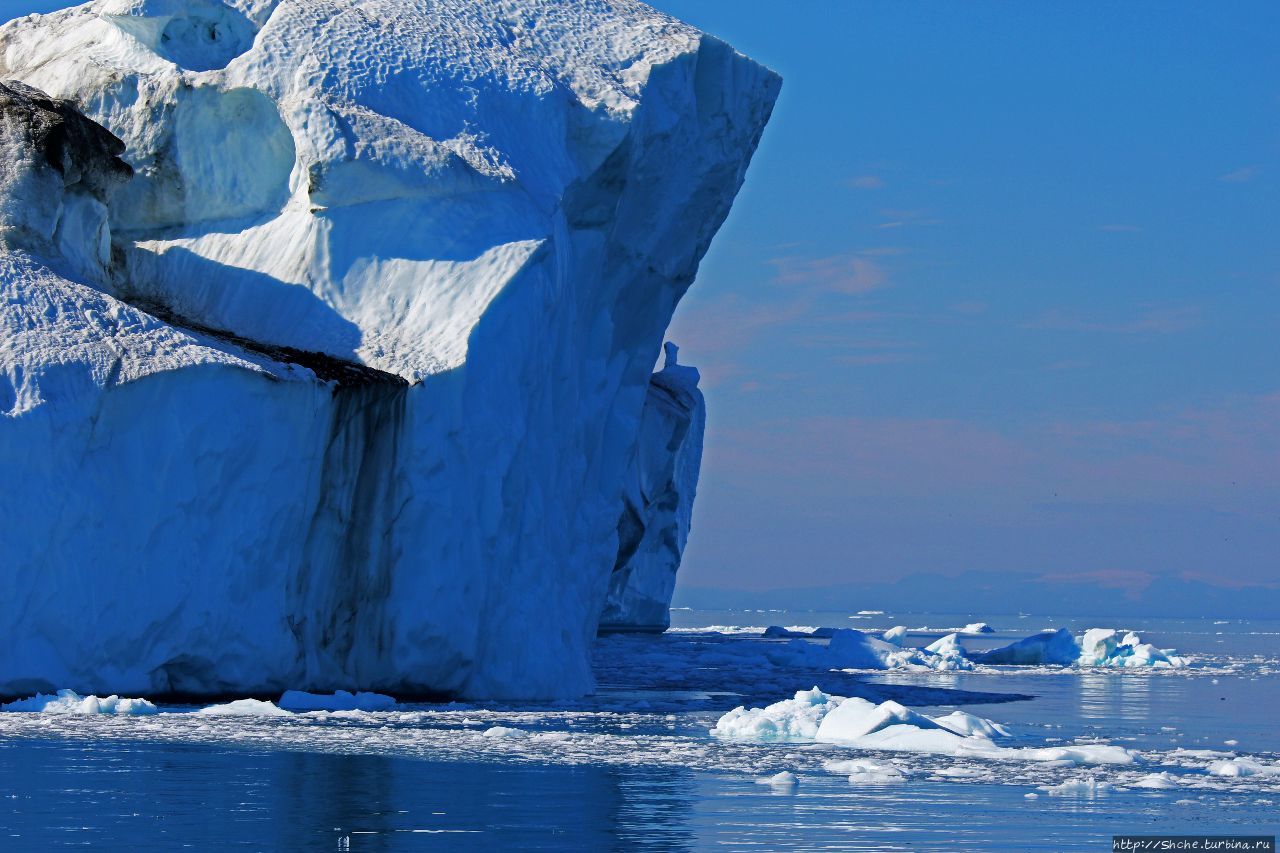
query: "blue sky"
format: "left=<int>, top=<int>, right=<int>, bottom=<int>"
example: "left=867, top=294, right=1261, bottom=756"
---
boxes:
left=5, top=2, right=1277, bottom=591
left=645, top=1, right=1280, bottom=590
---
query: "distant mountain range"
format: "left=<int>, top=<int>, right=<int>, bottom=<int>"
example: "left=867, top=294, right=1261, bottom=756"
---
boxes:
left=672, top=571, right=1280, bottom=619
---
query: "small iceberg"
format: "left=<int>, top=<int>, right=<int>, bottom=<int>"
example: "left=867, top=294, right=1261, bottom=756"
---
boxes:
left=976, top=627, right=1187, bottom=668
left=1, top=689, right=157, bottom=716
left=712, top=688, right=1136, bottom=766
left=196, top=699, right=291, bottom=717
left=278, top=690, right=397, bottom=712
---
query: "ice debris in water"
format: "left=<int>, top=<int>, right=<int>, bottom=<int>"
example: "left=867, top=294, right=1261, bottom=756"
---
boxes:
left=824, top=759, right=907, bottom=785
left=0, top=689, right=157, bottom=715
left=713, top=688, right=1136, bottom=765
left=1039, top=776, right=1113, bottom=797
left=961, top=622, right=995, bottom=634
left=278, top=690, right=397, bottom=712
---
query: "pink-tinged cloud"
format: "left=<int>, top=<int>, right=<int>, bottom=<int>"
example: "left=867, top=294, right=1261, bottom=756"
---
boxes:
left=769, top=254, right=887, bottom=294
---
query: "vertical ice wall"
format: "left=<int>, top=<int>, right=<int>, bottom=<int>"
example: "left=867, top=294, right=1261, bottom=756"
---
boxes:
left=0, top=0, right=779, bottom=700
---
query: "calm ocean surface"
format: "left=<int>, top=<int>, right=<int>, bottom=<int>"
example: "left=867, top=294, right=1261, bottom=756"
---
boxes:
left=1, top=609, right=1276, bottom=851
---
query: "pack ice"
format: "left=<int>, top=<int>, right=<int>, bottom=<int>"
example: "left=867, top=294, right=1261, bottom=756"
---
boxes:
left=0, top=0, right=779, bottom=699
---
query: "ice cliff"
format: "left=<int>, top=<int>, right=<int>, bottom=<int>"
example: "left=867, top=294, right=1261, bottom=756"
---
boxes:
left=0, top=0, right=779, bottom=699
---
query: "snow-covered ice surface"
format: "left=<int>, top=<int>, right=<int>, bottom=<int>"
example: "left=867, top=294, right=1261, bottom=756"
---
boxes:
left=0, top=611, right=1277, bottom=849
left=0, top=0, right=778, bottom=700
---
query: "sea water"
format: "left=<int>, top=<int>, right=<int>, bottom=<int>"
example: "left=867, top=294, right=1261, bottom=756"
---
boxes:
left=0, top=609, right=1276, bottom=850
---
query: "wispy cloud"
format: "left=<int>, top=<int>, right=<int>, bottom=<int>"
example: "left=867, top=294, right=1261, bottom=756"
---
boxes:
left=769, top=254, right=888, bottom=295
left=1026, top=305, right=1201, bottom=335
left=1219, top=165, right=1261, bottom=183
left=848, top=175, right=885, bottom=190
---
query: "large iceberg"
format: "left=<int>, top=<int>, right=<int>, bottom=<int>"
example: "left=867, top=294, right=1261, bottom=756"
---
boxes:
left=0, top=0, right=779, bottom=699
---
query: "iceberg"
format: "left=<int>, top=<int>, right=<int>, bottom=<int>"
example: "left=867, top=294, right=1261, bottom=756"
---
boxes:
left=0, top=0, right=779, bottom=700
left=974, top=629, right=1081, bottom=665
left=599, top=344, right=705, bottom=632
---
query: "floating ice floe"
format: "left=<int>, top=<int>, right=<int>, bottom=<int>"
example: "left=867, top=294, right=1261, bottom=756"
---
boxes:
left=961, top=622, right=995, bottom=634
left=0, top=689, right=157, bottom=715
left=1132, top=772, right=1180, bottom=789
left=278, top=690, right=397, bottom=712
left=1040, top=775, right=1113, bottom=796
left=825, top=758, right=906, bottom=784
left=712, top=688, right=1136, bottom=766
left=1208, top=758, right=1280, bottom=778
left=196, top=699, right=291, bottom=717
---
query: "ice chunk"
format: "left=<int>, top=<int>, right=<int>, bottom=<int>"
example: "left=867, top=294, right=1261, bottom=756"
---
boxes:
left=1132, top=772, right=1180, bottom=789
left=1208, top=758, right=1280, bottom=778
left=881, top=626, right=909, bottom=645
left=0, top=689, right=156, bottom=715
left=961, top=622, right=995, bottom=634
left=710, top=687, right=842, bottom=742
left=481, top=726, right=526, bottom=739
left=976, top=629, right=1080, bottom=665
left=756, top=771, right=799, bottom=788
left=196, top=699, right=290, bottom=717
left=278, top=690, right=396, bottom=712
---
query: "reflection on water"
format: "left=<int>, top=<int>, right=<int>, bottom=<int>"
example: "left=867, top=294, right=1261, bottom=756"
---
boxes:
left=1078, top=671, right=1151, bottom=724
left=0, top=739, right=698, bottom=851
